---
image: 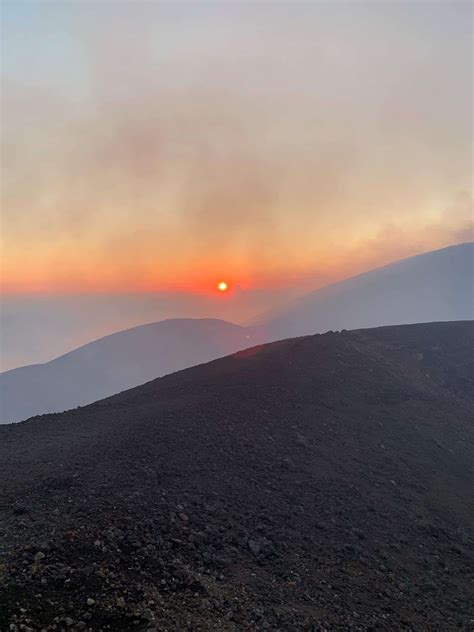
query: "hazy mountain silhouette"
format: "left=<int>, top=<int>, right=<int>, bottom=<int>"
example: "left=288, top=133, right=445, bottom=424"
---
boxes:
left=0, top=319, right=261, bottom=424
left=1, top=322, right=473, bottom=629
left=259, top=242, right=473, bottom=340
left=1, top=243, right=472, bottom=424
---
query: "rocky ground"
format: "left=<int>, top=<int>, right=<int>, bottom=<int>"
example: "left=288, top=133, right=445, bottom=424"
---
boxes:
left=0, top=321, right=473, bottom=631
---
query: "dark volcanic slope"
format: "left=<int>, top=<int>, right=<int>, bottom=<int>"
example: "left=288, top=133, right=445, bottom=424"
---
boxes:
left=1, top=322, right=473, bottom=631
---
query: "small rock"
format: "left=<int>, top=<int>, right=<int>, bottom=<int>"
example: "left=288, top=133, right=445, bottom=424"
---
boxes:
left=281, top=457, right=296, bottom=471
left=143, top=608, right=155, bottom=621
left=34, top=551, right=46, bottom=563
left=86, top=597, right=95, bottom=606
left=296, top=433, right=309, bottom=448
left=248, top=539, right=261, bottom=555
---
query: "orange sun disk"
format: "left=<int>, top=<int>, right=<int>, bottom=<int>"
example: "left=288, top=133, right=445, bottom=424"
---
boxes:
left=217, top=281, right=228, bottom=292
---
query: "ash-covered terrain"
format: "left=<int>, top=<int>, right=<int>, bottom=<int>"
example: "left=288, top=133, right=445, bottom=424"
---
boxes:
left=0, top=321, right=473, bottom=631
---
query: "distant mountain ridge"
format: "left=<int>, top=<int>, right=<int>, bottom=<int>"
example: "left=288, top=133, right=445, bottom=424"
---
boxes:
left=260, top=241, right=473, bottom=340
left=0, top=318, right=262, bottom=423
left=1, top=242, right=473, bottom=423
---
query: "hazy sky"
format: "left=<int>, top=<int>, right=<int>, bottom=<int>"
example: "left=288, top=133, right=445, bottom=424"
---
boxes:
left=1, top=0, right=473, bottom=297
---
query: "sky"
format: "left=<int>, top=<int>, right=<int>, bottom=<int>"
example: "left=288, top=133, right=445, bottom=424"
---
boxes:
left=2, top=0, right=473, bottom=292
left=0, top=0, right=473, bottom=368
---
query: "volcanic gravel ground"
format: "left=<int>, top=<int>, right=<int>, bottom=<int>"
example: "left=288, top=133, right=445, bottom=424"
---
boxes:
left=0, top=321, right=473, bottom=631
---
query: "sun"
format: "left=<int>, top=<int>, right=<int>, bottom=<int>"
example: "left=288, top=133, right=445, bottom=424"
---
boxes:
left=217, top=281, right=228, bottom=292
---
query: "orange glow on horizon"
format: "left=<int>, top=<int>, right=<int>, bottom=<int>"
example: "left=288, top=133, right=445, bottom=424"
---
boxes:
left=1, top=235, right=461, bottom=298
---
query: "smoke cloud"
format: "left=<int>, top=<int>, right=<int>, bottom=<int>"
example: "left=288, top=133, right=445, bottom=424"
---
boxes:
left=1, top=1, right=472, bottom=293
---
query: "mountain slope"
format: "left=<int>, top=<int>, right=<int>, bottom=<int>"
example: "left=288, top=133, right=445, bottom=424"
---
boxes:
left=260, top=242, right=474, bottom=340
left=1, top=321, right=473, bottom=630
left=2, top=243, right=472, bottom=424
left=0, top=318, right=260, bottom=424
